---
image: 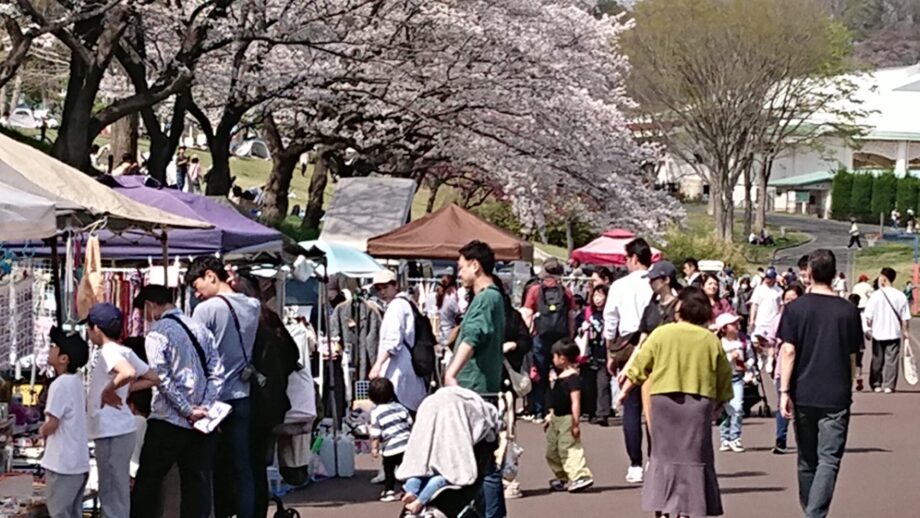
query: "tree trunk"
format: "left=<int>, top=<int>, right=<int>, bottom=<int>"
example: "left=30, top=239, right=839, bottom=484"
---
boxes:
left=9, top=75, right=21, bottom=112
left=53, top=60, right=103, bottom=172
left=261, top=152, right=300, bottom=226
left=141, top=94, right=188, bottom=183
left=565, top=215, right=575, bottom=254
left=754, top=158, right=772, bottom=231
left=743, top=162, right=754, bottom=237
left=109, top=113, right=138, bottom=166
left=301, top=154, right=329, bottom=231
left=204, top=128, right=234, bottom=195
left=0, top=85, right=7, bottom=114
left=426, top=180, right=442, bottom=213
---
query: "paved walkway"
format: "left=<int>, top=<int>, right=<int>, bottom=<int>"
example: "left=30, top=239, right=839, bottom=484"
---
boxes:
left=281, top=373, right=918, bottom=518
left=767, top=213, right=859, bottom=276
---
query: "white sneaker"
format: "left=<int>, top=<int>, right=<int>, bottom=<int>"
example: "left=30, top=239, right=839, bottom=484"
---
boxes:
left=884, top=388, right=894, bottom=394
left=371, top=469, right=385, bottom=484
left=873, top=387, right=883, bottom=393
left=719, top=440, right=731, bottom=452
left=625, top=466, right=644, bottom=484
left=729, top=439, right=745, bottom=453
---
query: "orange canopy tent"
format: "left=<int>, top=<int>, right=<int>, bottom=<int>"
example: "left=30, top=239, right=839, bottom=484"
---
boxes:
left=366, top=203, right=534, bottom=262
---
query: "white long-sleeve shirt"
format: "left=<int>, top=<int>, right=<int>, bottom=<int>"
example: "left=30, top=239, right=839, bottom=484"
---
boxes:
left=377, top=294, right=427, bottom=411
left=603, top=269, right=654, bottom=340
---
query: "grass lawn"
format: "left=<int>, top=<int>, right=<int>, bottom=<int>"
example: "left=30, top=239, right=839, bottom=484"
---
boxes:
left=684, top=210, right=811, bottom=264
left=854, top=241, right=918, bottom=289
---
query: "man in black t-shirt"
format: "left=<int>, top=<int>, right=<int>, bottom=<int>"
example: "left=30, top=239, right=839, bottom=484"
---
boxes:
left=777, top=249, right=862, bottom=518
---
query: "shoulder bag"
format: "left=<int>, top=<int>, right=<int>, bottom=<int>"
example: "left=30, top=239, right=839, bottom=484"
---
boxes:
left=878, top=289, right=917, bottom=385
left=217, top=295, right=267, bottom=388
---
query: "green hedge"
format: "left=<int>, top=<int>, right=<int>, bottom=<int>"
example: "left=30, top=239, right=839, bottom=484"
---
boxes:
left=870, top=171, right=898, bottom=220
left=897, top=175, right=919, bottom=217
left=849, top=173, right=875, bottom=222
left=830, top=169, right=853, bottom=219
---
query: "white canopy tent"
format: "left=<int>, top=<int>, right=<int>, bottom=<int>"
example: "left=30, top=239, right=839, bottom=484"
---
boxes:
left=0, top=180, right=57, bottom=240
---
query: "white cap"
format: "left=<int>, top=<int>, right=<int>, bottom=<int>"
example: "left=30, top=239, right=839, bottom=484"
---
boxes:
left=713, top=312, right=742, bottom=331
left=372, top=269, right=398, bottom=286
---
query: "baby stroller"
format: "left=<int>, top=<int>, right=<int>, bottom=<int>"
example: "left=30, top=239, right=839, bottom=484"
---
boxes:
left=395, top=387, right=504, bottom=518
left=742, top=357, right=772, bottom=418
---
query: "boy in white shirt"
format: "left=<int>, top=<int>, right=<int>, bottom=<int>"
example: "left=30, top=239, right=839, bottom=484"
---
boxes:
left=83, top=304, right=158, bottom=518
left=41, top=327, right=91, bottom=518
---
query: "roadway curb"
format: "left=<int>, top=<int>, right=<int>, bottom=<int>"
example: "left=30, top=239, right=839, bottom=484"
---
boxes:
left=771, top=232, right=816, bottom=264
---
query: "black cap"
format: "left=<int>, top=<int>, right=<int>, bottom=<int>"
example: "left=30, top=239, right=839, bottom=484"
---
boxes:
left=647, top=260, right=677, bottom=280
left=50, top=327, right=89, bottom=369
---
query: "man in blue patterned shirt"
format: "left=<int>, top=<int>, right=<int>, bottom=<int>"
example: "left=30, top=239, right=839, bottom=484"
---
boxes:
left=130, top=285, right=224, bottom=518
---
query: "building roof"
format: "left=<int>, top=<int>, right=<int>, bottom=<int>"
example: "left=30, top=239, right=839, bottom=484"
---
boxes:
left=768, top=171, right=834, bottom=188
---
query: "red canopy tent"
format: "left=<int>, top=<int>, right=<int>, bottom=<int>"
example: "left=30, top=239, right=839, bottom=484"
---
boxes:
left=570, top=229, right=662, bottom=266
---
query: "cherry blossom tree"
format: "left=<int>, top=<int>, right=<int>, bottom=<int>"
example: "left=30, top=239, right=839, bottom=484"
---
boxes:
left=255, top=0, right=681, bottom=237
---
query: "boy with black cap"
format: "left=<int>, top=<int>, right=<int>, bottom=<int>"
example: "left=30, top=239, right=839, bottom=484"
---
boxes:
left=41, top=327, right=90, bottom=518
left=84, top=303, right=158, bottom=518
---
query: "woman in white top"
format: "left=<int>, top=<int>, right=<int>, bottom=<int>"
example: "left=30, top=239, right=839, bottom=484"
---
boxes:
left=833, top=273, right=848, bottom=298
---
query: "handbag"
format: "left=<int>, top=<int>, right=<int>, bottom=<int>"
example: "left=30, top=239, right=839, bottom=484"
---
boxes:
left=503, top=359, right=532, bottom=397
left=904, top=339, right=919, bottom=386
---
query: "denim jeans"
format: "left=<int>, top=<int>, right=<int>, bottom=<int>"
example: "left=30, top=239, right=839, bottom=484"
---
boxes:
left=530, top=335, right=551, bottom=418
left=622, top=385, right=643, bottom=467
left=404, top=475, right=449, bottom=505
left=719, top=376, right=744, bottom=442
left=775, top=385, right=789, bottom=442
left=482, top=459, right=506, bottom=518
left=176, top=168, right=187, bottom=191
left=214, top=398, right=255, bottom=518
left=795, top=406, right=850, bottom=518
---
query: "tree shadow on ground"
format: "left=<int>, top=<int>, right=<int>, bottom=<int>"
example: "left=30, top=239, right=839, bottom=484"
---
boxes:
left=845, top=447, right=891, bottom=454
left=718, top=471, right=767, bottom=479
left=521, top=485, right=639, bottom=498
left=721, top=486, right=786, bottom=495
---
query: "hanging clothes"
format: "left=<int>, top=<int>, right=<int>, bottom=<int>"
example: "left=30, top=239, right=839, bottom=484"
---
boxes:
left=76, top=236, right=104, bottom=319
left=330, top=297, right=382, bottom=382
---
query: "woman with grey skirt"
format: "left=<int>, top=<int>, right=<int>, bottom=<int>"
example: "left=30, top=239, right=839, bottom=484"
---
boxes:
left=615, top=287, right=734, bottom=517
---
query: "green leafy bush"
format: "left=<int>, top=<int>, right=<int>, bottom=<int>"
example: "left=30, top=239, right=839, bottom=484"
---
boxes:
left=830, top=168, right=853, bottom=220
left=849, top=173, right=874, bottom=222
left=870, top=171, right=898, bottom=221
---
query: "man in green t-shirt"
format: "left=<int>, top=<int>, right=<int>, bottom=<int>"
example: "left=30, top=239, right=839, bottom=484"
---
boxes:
left=444, top=240, right=507, bottom=518
left=445, top=241, right=506, bottom=393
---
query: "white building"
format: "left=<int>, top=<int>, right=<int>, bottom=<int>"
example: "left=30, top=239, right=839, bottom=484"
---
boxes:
left=661, top=64, right=920, bottom=218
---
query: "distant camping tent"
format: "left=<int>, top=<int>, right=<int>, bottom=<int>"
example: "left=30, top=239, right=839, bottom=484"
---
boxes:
left=235, top=139, right=271, bottom=160
left=570, top=229, right=662, bottom=266
left=367, top=203, right=533, bottom=262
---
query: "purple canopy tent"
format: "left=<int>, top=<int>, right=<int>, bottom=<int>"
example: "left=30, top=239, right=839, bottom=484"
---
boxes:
left=15, top=176, right=283, bottom=260
left=94, top=176, right=284, bottom=259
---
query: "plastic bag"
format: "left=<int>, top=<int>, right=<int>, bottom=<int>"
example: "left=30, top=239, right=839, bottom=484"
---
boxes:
left=501, top=441, right=524, bottom=482
left=904, top=339, right=918, bottom=386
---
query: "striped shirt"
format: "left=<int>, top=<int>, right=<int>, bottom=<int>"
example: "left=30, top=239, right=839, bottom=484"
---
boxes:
left=369, top=402, right=413, bottom=457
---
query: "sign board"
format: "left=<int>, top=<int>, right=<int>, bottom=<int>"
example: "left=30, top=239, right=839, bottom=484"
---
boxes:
left=795, top=191, right=810, bottom=203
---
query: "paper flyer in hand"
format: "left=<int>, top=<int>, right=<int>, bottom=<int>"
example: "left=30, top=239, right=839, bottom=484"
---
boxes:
left=193, top=402, right=232, bottom=434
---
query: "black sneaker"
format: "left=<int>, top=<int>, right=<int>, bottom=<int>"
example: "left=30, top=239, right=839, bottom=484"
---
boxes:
left=589, top=417, right=610, bottom=427
left=772, top=440, right=788, bottom=454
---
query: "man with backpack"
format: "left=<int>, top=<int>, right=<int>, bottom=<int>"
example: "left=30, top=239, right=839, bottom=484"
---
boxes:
left=521, top=258, right=575, bottom=421
left=369, top=270, right=429, bottom=413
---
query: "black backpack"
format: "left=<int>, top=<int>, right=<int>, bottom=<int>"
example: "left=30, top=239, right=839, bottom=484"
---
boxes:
left=400, top=297, right=437, bottom=378
left=534, top=282, right=568, bottom=341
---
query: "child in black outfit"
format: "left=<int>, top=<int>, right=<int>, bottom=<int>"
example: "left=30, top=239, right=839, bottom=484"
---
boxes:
left=544, top=340, right=594, bottom=493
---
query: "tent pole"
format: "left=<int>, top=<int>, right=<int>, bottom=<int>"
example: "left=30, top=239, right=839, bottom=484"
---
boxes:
left=47, top=235, right=63, bottom=327
left=161, top=231, right=169, bottom=282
